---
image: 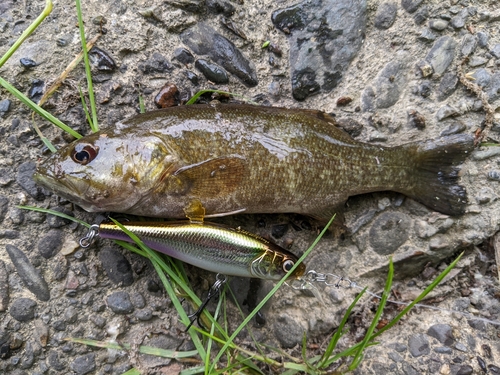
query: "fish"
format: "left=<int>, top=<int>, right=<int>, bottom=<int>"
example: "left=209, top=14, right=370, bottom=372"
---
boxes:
left=34, top=103, right=474, bottom=220
left=92, top=220, right=306, bottom=280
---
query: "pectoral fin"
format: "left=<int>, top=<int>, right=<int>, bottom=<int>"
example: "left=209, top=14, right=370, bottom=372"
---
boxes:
left=173, top=156, right=246, bottom=197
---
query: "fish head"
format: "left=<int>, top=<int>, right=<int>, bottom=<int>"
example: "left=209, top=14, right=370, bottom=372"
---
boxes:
left=252, top=246, right=306, bottom=281
left=34, top=129, right=177, bottom=213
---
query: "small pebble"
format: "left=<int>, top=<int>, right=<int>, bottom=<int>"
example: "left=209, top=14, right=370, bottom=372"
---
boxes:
left=407, top=109, right=426, bottom=129
left=440, top=122, right=466, bottom=136
left=374, top=2, right=398, bottom=30
left=37, top=229, right=64, bottom=259
left=487, top=170, right=500, bottom=181
left=0, top=261, right=9, bottom=312
left=135, top=308, right=153, bottom=321
left=139, top=52, right=172, bottom=74
left=428, top=324, right=455, bottom=346
left=490, top=44, right=500, bottom=59
left=70, top=353, right=96, bottom=375
left=436, top=105, right=459, bottom=121
left=89, top=47, right=117, bottom=71
left=154, top=83, right=179, bottom=108
left=28, top=79, right=44, bottom=103
left=0, top=99, right=11, bottom=116
left=173, top=48, right=194, bottom=65
left=6, top=244, right=50, bottom=301
left=195, top=59, right=229, bottom=84
left=477, top=32, right=489, bottom=48
left=99, top=247, right=134, bottom=286
left=185, top=70, right=199, bottom=85
left=10, top=298, right=37, bottom=322
left=408, top=334, right=430, bottom=357
left=20, top=58, right=37, bottom=68
left=429, top=19, right=448, bottom=30
left=106, top=291, right=134, bottom=314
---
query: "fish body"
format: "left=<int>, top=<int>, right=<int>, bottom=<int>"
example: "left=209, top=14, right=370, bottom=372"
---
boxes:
left=97, top=221, right=305, bottom=280
left=34, top=104, right=474, bottom=219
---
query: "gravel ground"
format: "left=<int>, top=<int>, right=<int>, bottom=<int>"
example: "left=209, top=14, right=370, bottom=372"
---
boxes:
left=1, top=0, right=500, bottom=374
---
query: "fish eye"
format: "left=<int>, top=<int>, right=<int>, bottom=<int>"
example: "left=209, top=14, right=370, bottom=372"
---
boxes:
left=282, top=259, right=295, bottom=273
left=71, top=144, right=99, bottom=165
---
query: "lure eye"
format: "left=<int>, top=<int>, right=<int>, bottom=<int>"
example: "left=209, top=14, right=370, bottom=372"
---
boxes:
left=282, top=259, right=295, bottom=273
left=71, top=144, right=99, bottom=165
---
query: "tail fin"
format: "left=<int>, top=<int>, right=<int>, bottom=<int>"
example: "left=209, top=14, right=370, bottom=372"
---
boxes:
left=406, top=134, right=474, bottom=215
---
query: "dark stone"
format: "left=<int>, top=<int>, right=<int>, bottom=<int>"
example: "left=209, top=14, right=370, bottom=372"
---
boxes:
left=173, top=48, right=194, bottom=65
left=450, top=16, right=465, bottom=29
left=467, top=319, right=487, bottom=331
left=427, top=324, right=454, bottom=346
left=48, top=351, right=66, bottom=371
left=369, top=212, right=411, bottom=255
left=106, top=291, right=134, bottom=314
left=272, top=0, right=366, bottom=99
left=374, top=2, right=398, bottom=30
left=273, top=314, right=305, bottom=348
left=271, top=224, right=289, bottom=239
left=418, top=29, right=437, bottom=42
left=336, top=118, right=363, bottom=138
left=154, top=83, right=179, bottom=108
left=456, top=365, right=473, bottom=375
left=477, top=31, right=489, bottom=48
left=10, top=298, right=37, bottom=322
left=487, top=170, right=500, bottom=181
left=185, top=70, right=199, bottom=85
left=461, top=34, right=477, bottom=56
left=16, top=161, right=49, bottom=200
left=89, top=47, right=117, bottom=71
left=490, top=44, right=500, bottom=59
left=206, top=0, right=235, bottom=17
left=20, top=341, right=34, bottom=369
left=220, top=17, right=248, bottom=40
left=436, top=105, right=459, bottom=121
left=419, top=81, right=432, bottom=97
left=70, top=353, right=96, bottom=375
left=401, top=0, right=423, bottom=13
left=37, top=229, right=64, bottom=259
left=147, top=279, right=161, bottom=293
left=440, top=122, right=466, bottom=136
left=28, top=79, right=44, bottom=103
left=0, top=261, right=8, bottom=312
left=20, top=58, right=37, bottom=68
left=181, top=23, right=258, bottom=87
left=139, top=52, right=172, bottom=74
left=487, top=72, right=500, bottom=102
left=413, top=5, right=428, bottom=24
left=470, top=68, right=491, bottom=88
left=438, top=72, right=459, bottom=101
left=0, top=230, right=20, bottom=239
left=425, top=36, right=457, bottom=75
left=195, top=59, right=229, bottom=84
left=291, top=68, right=320, bottom=101
left=434, top=346, right=452, bottom=354
left=99, top=247, right=134, bottom=286
left=489, top=365, right=500, bottom=375
left=52, top=320, right=67, bottom=331
left=0, top=99, right=11, bottom=115
left=0, top=195, right=8, bottom=223
left=361, top=61, right=406, bottom=111
left=46, top=207, right=74, bottom=228
left=6, top=245, right=50, bottom=302
left=408, top=333, right=430, bottom=357
left=136, top=308, right=153, bottom=321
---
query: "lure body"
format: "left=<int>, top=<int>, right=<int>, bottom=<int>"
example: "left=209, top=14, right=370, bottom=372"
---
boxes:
left=98, top=221, right=306, bottom=281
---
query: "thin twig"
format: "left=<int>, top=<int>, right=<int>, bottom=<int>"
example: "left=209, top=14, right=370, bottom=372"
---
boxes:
left=457, top=56, right=495, bottom=145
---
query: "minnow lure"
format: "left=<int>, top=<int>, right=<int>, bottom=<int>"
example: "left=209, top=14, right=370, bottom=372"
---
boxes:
left=81, top=220, right=306, bottom=281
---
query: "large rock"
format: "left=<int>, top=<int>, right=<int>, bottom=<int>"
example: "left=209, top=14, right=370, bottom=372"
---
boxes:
left=272, top=0, right=366, bottom=101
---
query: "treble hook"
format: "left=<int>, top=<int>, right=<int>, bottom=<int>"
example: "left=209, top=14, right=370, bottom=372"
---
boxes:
left=79, top=224, right=100, bottom=248
left=186, top=274, right=227, bottom=331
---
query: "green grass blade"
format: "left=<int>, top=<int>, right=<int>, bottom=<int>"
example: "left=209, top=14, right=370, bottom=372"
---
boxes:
left=372, top=252, right=464, bottom=339
left=79, top=86, right=94, bottom=130
left=139, top=95, right=145, bottom=113
left=17, top=206, right=91, bottom=228
left=180, top=367, right=205, bottom=375
left=75, top=0, right=98, bottom=132
left=0, top=0, right=53, bottom=69
left=319, top=288, right=367, bottom=367
left=0, top=77, right=82, bottom=139
left=121, top=369, right=141, bottom=375
left=210, top=215, right=336, bottom=373
left=348, top=259, right=393, bottom=370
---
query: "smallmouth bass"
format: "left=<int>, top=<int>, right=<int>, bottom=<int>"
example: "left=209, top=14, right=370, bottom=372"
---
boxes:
left=90, top=220, right=305, bottom=280
left=34, top=104, right=474, bottom=219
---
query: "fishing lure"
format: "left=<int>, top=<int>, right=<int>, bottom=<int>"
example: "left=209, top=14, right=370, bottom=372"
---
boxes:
left=80, top=220, right=306, bottom=281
